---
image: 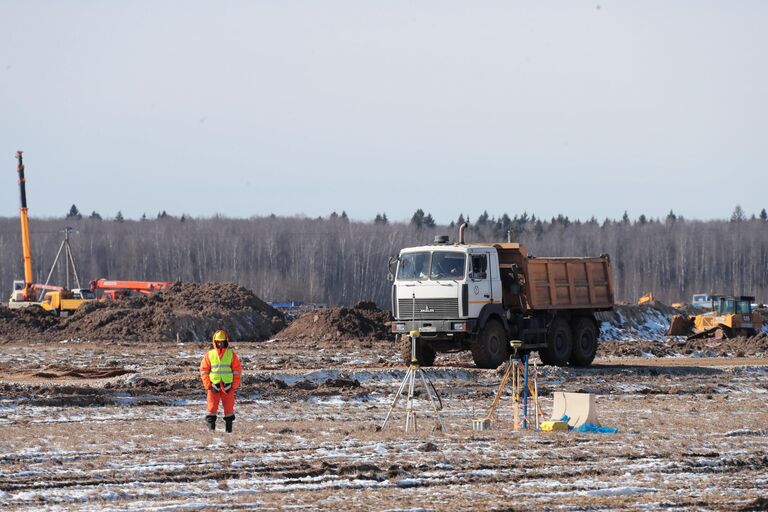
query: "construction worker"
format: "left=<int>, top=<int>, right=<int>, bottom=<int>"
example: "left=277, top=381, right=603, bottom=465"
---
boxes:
left=199, top=329, right=242, bottom=433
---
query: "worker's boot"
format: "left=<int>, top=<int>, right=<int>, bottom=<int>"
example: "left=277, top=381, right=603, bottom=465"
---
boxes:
left=224, top=414, right=235, bottom=433
left=206, top=414, right=216, bottom=431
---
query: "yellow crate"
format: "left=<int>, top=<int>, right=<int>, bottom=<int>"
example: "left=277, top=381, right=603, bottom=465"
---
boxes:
left=540, top=420, right=569, bottom=432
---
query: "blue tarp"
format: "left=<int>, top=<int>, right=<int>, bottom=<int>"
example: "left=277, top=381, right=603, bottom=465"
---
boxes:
left=558, top=415, right=618, bottom=434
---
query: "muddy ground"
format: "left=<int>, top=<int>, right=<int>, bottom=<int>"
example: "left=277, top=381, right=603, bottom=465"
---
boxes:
left=1, top=338, right=767, bottom=511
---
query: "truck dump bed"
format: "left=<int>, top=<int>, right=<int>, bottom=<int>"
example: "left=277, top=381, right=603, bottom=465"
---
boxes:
left=478, top=243, right=614, bottom=312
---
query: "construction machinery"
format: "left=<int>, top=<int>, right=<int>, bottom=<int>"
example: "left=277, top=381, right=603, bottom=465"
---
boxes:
left=389, top=223, right=614, bottom=368
left=637, top=292, right=654, bottom=305
left=667, top=295, right=762, bottom=339
left=8, top=152, right=95, bottom=315
left=90, top=279, right=173, bottom=300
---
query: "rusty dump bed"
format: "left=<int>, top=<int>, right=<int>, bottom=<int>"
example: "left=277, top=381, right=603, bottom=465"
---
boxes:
left=477, top=243, right=614, bottom=312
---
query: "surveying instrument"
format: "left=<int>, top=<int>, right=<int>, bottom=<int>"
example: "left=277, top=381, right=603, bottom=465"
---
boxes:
left=380, top=330, right=445, bottom=432
left=380, top=294, right=445, bottom=432
left=473, top=339, right=543, bottom=431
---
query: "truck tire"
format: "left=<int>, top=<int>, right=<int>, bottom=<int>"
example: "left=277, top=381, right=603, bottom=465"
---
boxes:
left=400, top=335, right=436, bottom=366
left=539, top=317, right=572, bottom=367
left=471, top=319, right=508, bottom=369
left=570, top=318, right=598, bottom=367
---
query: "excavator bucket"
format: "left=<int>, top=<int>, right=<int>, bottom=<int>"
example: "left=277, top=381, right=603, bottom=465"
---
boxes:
left=667, top=315, right=692, bottom=336
left=550, top=392, right=600, bottom=428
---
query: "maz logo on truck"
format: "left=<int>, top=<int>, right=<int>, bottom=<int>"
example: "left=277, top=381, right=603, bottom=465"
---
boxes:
left=420, top=306, right=435, bottom=313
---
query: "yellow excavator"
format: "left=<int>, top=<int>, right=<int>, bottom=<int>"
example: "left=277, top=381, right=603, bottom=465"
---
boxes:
left=668, top=295, right=762, bottom=339
left=8, top=151, right=95, bottom=316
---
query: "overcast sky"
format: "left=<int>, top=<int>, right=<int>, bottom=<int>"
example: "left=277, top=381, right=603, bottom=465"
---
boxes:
left=1, top=1, right=766, bottom=223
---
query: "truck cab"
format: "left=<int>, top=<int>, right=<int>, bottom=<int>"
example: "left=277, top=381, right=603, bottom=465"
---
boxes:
left=392, top=242, right=488, bottom=334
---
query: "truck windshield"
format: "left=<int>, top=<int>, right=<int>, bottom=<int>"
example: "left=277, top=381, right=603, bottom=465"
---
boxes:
left=397, top=251, right=466, bottom=280
left=398, top=252, right=430, bottom=280
left=430, top=252, right=466, bottom=280
left=736, top=300, right=752, bottom=314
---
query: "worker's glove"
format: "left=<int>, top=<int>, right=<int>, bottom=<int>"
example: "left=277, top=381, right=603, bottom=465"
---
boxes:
left=223, top=383, right=232, bottom=392
left=211, top=383, right=220, bottom=392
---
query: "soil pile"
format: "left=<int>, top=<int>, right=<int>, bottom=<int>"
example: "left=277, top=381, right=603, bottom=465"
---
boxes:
left=0, top=282, right=284, bottom=342
left=277, top=301, right=392, bottom=342
left=0, top=305, right=60, bottom=341
left=59, top=282, right=285, bottom=342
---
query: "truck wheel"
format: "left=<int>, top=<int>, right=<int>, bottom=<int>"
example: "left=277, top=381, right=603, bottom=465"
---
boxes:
left=539, top=317, right=572, bottom=367
left=570, top=318, right=598, bottom=367
left=471, top=319, right=508, bottom=369
left=400, top=335, right=436, bottom=366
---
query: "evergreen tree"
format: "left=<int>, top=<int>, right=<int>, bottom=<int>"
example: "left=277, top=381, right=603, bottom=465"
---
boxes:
left=115, top=211, right=124, bottom=223
left=180, top=214, right=186, bottom=223
left=424, top=213, right=436, bottom=228
left=410, top=209, right=426, bottom=228
left=760, top=208, right=767, bottom=221
left=730, top=205, right=745, bottom=223
left=666, top=210, right=677, bottom=224
left=340, top=211, right=349, bottom=222
left=477, top=210, right=489, bottom=225
left=89, top=211, right=102, bottom=220
left=637, top=214, right=648, bottom=225
left=329, top=211, right=339, bottom=220
left=621, top=211, right=630, bottom=224
left=157, top=210, right=169, bottom=219
left=66, top=204, right=82, bottom=220
left=140, top=213, right=147, bottom=222
left=457, top=213, right=465, bottom=225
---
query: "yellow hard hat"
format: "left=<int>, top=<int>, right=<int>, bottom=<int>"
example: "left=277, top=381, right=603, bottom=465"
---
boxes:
left=213, top=330, right=228, bottom=343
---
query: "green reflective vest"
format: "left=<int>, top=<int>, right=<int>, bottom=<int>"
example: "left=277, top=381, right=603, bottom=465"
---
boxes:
left=208, top=348, right=234, bottom=384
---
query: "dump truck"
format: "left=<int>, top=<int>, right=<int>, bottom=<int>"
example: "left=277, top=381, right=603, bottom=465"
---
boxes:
left=389, top=224, right=614, bottom=368
left=668, top=295, right=762, bottom=339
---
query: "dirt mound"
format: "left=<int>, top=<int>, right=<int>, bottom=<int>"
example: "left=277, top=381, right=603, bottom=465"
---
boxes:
left=60, top=282, right=285, bottom=342
left=0, top=282, right=285, bottom=343
left=0, top=305, right=60, bottom=341
left=277, top=301, right=392, bottom=342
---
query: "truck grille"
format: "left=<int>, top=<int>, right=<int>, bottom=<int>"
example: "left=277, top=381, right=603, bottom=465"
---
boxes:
left=397, top=298, right=459, bottom=319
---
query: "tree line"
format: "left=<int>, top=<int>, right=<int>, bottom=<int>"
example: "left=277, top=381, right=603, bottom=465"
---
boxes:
left=1, top=207, right=767, bottom=307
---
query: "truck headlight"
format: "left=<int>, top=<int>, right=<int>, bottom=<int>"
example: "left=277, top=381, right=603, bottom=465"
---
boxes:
left=391, top=323, right=407, bottom=332
left=452, top=322, right=466, bottom=331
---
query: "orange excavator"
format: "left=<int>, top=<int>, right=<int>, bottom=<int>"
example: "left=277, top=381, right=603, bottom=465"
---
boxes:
left=90, top=279, right=174, bottom=300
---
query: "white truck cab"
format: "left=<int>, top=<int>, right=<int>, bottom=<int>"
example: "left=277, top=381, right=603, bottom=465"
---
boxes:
left=391, top=241, right=500, bottom=334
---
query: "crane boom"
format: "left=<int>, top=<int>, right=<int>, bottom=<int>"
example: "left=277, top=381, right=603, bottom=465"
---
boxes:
left=90, top=279, right=173, bottom=292
left=16, top=151, right=34, bottom=300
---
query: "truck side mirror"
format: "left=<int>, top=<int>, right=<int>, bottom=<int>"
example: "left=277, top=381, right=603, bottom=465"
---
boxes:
left=387, top=256, right=398, bottom=282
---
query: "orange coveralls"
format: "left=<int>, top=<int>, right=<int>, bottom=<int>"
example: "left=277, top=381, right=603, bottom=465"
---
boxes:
left=199, top=347, right=242, bottom=416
